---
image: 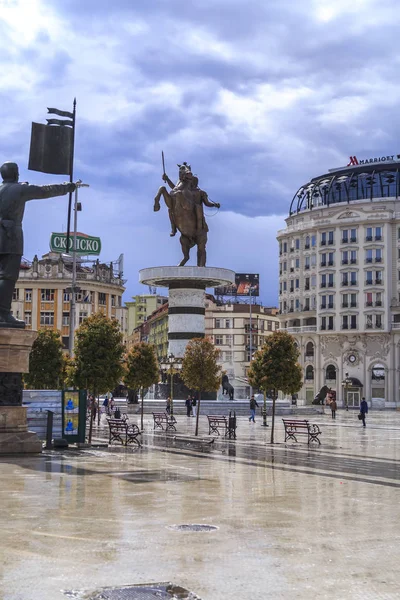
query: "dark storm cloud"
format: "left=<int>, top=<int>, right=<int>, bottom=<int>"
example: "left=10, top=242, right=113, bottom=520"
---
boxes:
left=3, top=0, right=400, bottom=303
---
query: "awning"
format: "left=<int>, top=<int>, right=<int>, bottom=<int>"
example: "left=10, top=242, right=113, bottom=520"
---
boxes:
left=349, top=377, right=363, bottom=387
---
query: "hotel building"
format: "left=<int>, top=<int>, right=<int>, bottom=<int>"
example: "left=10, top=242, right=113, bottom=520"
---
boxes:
left=277, top=157, right=400, bottom=408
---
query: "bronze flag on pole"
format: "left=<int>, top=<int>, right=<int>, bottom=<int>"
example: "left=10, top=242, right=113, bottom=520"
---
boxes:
left=28, top=101, right=76, bottom=250
left=28, top=122, right=73, bottom=175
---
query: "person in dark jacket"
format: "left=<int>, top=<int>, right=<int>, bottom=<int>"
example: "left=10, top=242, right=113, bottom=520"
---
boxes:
left=360, top=397, right=368, bottom=427
left=185, top=396, right=192, bottom=417
left=249, top=395, right=259, bottom=423
left=330, top=398, right=337, bottom=420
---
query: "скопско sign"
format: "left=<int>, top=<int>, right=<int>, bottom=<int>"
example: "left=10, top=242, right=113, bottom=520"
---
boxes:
left=50, top=232, right=101, bottom=255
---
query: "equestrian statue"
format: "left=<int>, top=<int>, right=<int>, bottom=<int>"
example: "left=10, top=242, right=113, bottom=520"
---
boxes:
left=312, top=385, right=331, bottom=405
left=222, top=374, right=234, bottom=400
left=153, top=159, right=220, bottom=267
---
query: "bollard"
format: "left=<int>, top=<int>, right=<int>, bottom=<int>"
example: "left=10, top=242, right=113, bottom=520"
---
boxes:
left=228, top=411, right=237, bottom=439
left=45, top=410, right=54, bottom=450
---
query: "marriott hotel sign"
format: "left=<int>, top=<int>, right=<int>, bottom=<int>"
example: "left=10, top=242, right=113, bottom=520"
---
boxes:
left=329, top=153, right=400, bottom=173
left=347, top=154, right=400, bottom=166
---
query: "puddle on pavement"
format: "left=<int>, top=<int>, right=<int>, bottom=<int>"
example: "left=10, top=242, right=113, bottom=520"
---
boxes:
left=64, top=582, right=201, bottom=599
left=167, top=524, right=218, bottom=532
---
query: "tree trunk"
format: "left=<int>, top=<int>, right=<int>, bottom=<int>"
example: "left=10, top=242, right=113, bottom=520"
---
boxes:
left=140, top=387, right=144, bottom=431
left=88, top=388, right=96, bottom=445
left=195, top=389, right=201, bottom=436
left=97, top=391, right=101, bottom=426
left=270, top=388, right=277, bottom=444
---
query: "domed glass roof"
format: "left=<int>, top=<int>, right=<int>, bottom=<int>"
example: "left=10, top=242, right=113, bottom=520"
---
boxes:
left=289, top=163, right=400, bottom=215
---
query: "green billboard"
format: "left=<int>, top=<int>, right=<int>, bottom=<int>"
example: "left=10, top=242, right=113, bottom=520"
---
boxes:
left=50, top=232, right=101, bottom=255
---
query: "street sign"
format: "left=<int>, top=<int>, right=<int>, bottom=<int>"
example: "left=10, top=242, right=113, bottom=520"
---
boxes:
left=50, top=232, right=101, bottom=255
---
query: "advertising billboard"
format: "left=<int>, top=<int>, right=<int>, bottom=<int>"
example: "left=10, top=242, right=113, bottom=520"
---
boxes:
left=214, top=273, right=259, bottom=296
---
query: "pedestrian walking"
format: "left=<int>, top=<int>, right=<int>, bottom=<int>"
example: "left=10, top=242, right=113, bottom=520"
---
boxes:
left=109, top=395, right=115, bottom=415
left=330, top=398, right=337, bottom=419
left=166, top=397, right=171, bottom=415
left=102, top=395, right=109, bottom=414
left=249, top=394, right=259, bottom=423
left=185, top=396, right=192, bottom=417
left=359, top=397, right=368, bottom=427
left=192, top=395, right=197, bottom=417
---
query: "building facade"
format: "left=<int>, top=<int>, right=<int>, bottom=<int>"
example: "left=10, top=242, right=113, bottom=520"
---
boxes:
left=131, top=295, right=280, bottom=397
left=126, top=294, right=167, bottom=337
left=277, top=159, right=400, bottom=407
left=12, top=253, right=127, bottom=348
left=205, top=300, right=280, bottom=398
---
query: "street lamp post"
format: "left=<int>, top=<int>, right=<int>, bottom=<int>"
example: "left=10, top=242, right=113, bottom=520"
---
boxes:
left=341, top=372, right=351, bottom=411
left=160, top=353, right=182, bottom=416
left=68, top=180, right=90, bottom=357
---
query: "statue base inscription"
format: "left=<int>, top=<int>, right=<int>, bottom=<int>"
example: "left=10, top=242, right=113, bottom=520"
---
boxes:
left=0, top=328, right=41, bottom=453
left=140, top=266, right=235, bottom=357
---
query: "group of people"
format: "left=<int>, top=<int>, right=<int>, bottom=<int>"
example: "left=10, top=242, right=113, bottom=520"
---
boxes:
left=102, top=394, right=115, bottom=416
left=165, top=395, right=197, bottom=417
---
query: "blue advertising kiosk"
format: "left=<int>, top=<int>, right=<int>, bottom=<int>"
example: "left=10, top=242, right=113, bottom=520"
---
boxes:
left=62, top=390, right=87, bottom=444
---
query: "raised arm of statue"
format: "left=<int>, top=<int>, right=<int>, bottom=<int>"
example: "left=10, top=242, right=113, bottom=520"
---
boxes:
left=162, top=173, right=175, bottom=190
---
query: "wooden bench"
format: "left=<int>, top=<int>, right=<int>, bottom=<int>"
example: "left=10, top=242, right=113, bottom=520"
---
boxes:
left=152, top=412, right=177, bottom=432
left=282, top=419, right=321, bottom=445
left=107, top=418, right=141, bottom=447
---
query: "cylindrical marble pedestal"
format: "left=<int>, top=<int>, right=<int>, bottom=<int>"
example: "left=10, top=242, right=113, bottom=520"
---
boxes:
left=139, top=266, right=235, bottom=357
left=0, top=328, right=42, bottom=454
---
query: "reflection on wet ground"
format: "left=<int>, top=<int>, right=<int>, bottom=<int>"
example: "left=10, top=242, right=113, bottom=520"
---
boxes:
left=1, top=410, right=400, bottom=599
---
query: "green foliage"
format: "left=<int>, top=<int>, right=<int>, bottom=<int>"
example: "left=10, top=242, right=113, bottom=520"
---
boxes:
left=25, top=329, right=65, bottom=390
left=72, top=313, right=125, bottom=395
left=124, top=342, right=159, bottom=390
left=181, top=337, right=221, bottom=392
left=248, top=330, right=302, bottom=395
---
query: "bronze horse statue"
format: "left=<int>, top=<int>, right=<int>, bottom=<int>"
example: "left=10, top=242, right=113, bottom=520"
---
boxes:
left=312, top=385, right=331, bottom=405
left=222, top=374, right=234, bottom=400
left=154, top=162, right=220, bottom=267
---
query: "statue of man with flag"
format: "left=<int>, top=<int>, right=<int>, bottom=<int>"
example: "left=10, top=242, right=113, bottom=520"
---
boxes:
left=0, top=161, right=75, bottom=328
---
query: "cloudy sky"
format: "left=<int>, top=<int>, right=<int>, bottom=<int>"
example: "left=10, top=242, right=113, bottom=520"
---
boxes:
left=2, top=0, right=400, bottom=305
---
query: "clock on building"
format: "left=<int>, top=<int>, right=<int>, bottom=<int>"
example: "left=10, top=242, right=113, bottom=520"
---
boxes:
left=348, top=353, right=357, bottom=364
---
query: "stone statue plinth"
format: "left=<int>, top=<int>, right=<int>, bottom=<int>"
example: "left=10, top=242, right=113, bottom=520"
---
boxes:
left=140, top=266, right=235, bottom=357
left=0, top=328, right=42, bottom=454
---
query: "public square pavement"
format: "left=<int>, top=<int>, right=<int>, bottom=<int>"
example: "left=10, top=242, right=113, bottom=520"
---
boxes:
left=1, top=409, right=400, bottom=599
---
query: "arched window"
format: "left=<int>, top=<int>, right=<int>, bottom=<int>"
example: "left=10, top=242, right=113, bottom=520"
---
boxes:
left=326, top=364, right=336, bottom=381
left=372, top=364, right=385, bottom=381
left=305, top=235, right=310, bottom=248
left=305, top=365, right=314, bottom=380
left=305, top=341, right=314, bottom=357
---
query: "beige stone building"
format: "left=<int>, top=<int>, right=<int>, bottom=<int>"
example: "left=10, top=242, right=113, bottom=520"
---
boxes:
left=205, top=299, right=280, bottom=398
left=12, top=253, right=127, bottom=349
left=277, top=157, right=400, bottom=407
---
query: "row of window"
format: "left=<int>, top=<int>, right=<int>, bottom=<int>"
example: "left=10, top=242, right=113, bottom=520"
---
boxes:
left=39, top=311, right=88, bottom=326
left=214, top=318, right=276, bottom=332
left=12, top=288, right=119, bottom=306
left=280, top=271, right=384, bottom=294
left=279, top=226, right=383, bottom=254
left=280, top=249, right=384, bottom=273
left=304, top=363, right=385, bottom=381
left=319, top=314, right=383, bottom=330
left=280, top=291, right=383, bottom=313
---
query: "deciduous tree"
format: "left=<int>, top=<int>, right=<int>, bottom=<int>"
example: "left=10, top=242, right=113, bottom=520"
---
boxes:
left=72, top=313, right=125, bottom=442
left=25, top=329, right=65, bottom=390
left=124, top=342, right=159, bottom=430
left=248, top=331, right=302, bottom=443
left=181, top=337, right=221, bottom=436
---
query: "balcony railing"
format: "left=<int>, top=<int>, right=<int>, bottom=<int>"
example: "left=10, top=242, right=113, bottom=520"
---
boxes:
left=285, top=325, right=317, bottom=334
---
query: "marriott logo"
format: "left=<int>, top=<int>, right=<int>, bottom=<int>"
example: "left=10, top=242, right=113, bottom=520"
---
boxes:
left=347, top=154, right=400, bottom=166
